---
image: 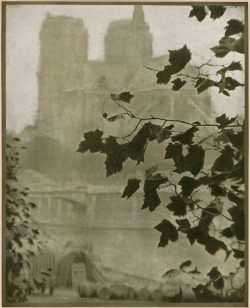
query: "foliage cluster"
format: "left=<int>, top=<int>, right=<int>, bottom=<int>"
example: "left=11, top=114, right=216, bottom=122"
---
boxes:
left=5, top=136, right=41, bottom=302
left=77, top=5, right=246, bottom=301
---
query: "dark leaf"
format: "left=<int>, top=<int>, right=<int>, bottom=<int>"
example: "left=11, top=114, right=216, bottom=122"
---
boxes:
left=232, top=221, right=245, bottom=240
left=240, top=260, right=245, bottom=267
left=127, top=123, right=152, bottom=163
left=176, top=218, right=191, bottom=231
left=107, top=114, right=125, bottom=122
left=193, top=284, right=215, bottom=301
left=233, top=34, right=244, bottom=54
left=207, top=266, right=221, bottom=280
left=208, top=184, right=226, bottom=197
left=221, top=61, right=243, bottom=74
left=226, top=130, right=244, bottom=149
left=228, top=205, right=244, bottom=222
left=144, top=173, right=168, bottom=192
left=189, top=6, right=207, bottom=22
left=168, top=45, right=192, bottom=73
left=167, top=195, right=187, bottom=216
left=156, top=127, right=172, bottom=143
left=185, top=144, right=205, bottom=176
left=233, top=249, right=244, bottom=259
left=165, top=143, right=185, bottom=173
left=224, top=77, right=243, bottom=91
left=179, top=176, right=199, bottom=197
left=156, top=65, right=175, bottom=84
left=147, top=123, right=162, bottom=141
left=142, top=189, right=161, bottom=212
left=103, top=136, right=128, bottom=177
left=212, top=145, right=234, bottom=173
left=186, top=226, right=201, bottom=245
left=213, top=277, right=224, bottom=289
left=225, top=19, right=244, bottom=37
left=77, top=130, right=104, bottom=153
left=221, top=227, right=234, bottom=238
left=111, top=91, right=134, bottom=103
left=103, top=113, right=108, bottom=118
left=227, top=192, right=244, bottom=207
left=171, top=126, right=199, bottom=145
left=121, top=178, right=140, bottom=199
left=205, top=236, right=227, bottom=255
left=179, top=260, right=192, bottom=269
left=171, top=78, right=186, bottom=91
left=208, top=6, right=226, bottom=19
left=211, top=36, right=236, bottom=58
left=143, top=173, right=168, bottom=211
left=155, top=219, right=178, bottom=247
left=195, top=78, right=215, bottom=93
left=13, top=138, right=20, bottom=142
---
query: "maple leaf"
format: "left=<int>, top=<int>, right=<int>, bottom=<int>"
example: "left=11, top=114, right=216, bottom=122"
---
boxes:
left=185, top=144, right=205, bottom=176
left=221, top=227, right=234, bottom=238
left=167, top=195, right=187, bottom=216
left=142, top=173, right=168, bottom=212
left=189, top=6, right=207, bottom=22
left=171, top=78, right=186, bottom=91
left=102, top=136, right=128, bottom=177
left=195, top=78, right=215, bottom=93
left=175, top=218, right=191, bottom=232
left=168, top=45, right=192, bottom=73
left=156, top=126, right=174, bottom=143
left=156, top=65, right=175, bottom=84
left=211, top=36, right=244, bottom=58
left=179, top=176, right=199, bottom=197
left=216, top=113, right=237, bottom=128
left=208, top=6, right=226, bottom=19
left=212, top=145, right=234, bottom=173
left=110, top=91, right=134, bottom=103
left=217, top=61, right=243, bottom=75
left=225, top=19, right=244, bottom=37
left=208, top=184, right=226, bottom=197
left=154, top=219, right=178, bottom=247
left=224, top=77, right=243, bottom=91
left=172, top=126, right=199, bottom=145
left=165, top=143, right=185, bottom=173
left=121, top=178, right=140, bottom=199
left=77, top=130, right=104, bottom=153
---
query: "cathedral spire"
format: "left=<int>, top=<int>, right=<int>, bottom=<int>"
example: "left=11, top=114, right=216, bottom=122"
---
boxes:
left=132, top=5, right=145, bottom=24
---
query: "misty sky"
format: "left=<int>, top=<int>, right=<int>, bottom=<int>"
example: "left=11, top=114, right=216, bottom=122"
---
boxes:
left=6, top=4, right=245, bottom=132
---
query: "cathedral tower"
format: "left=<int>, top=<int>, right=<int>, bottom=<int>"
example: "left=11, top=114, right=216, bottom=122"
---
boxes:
left=36, top=14, right=88, bottom=144
left=104, top=5, right=153, bottom=64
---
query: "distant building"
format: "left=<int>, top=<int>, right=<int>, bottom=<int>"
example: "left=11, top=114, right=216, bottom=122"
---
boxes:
left=21, top=5, right=213, bottom=153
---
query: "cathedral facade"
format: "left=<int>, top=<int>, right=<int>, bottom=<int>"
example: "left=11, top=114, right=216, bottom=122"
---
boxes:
left=22, top=5, right=212, bottom=148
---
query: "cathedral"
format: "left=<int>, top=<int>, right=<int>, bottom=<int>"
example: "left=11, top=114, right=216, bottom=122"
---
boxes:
left=20, top=5, right=213, bottom=184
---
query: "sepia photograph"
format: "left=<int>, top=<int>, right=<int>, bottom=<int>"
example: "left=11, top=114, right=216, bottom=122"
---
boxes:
left=2, top=1, right=247, bottom=306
